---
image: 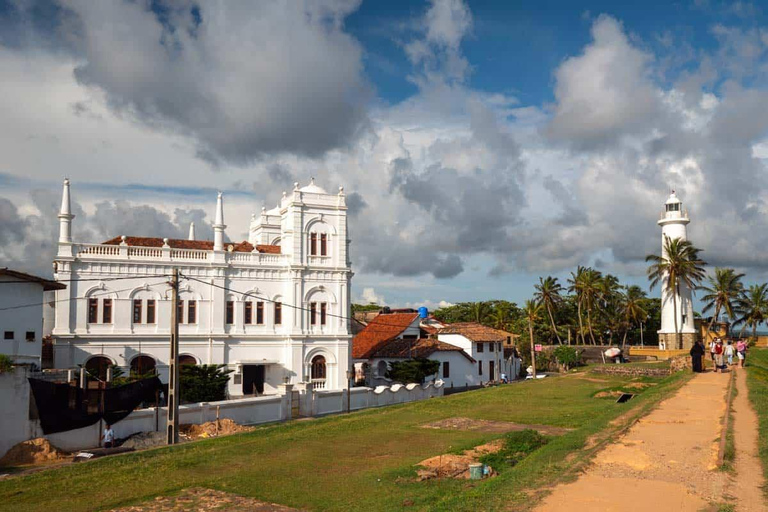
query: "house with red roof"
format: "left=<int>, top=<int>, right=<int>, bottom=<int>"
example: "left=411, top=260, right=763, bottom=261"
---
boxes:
left=352, top=310, right=518, bottom=388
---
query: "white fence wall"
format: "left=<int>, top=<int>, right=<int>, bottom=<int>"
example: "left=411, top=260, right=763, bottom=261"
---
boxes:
left=0, top=371, right=445, bottom=458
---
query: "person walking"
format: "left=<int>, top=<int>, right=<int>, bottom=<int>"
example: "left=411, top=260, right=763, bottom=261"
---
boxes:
left=689, top=339, right=705, bottom=373
left=713, top=339, right=725, bottom=373
left=725, top=340, right=735, bottom=366
left=736, top=339, right=748, bottom=368
left=709, top=338, right=718, bottom=363
left=102, top=424, right=115, bottom=449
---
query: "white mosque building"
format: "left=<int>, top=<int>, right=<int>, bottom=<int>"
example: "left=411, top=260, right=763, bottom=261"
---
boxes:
left=657, top=191, right=697, bottom=349
left=51, top=179, right=353, bottom=396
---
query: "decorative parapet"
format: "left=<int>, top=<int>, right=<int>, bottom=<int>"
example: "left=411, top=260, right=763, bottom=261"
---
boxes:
left=70, top=243, right=290, bottom=267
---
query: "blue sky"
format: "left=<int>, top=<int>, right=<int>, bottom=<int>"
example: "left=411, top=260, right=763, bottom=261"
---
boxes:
left=2, top=0, right=768, bottom=310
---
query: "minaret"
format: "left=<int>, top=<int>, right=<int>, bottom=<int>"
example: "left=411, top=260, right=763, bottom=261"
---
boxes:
left=213, top=192, right=225, bottom=251
left=58, top=178, right=74, bottom=243
left=188, top=222, right=196, bottom=241
left=657, top=191, right=696, bottom=349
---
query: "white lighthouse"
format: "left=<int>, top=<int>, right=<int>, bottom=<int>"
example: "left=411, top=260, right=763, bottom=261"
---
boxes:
left=657, top=191, right=697, bottom=349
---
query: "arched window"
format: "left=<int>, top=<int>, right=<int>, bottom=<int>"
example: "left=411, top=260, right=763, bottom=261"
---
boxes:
left=311, top=355, right=326, bottom=381
left=179, top=355, right=197, bottom=366
left=130, top=355, right=156, bottom=376
left=377, top=360, right=388, bottom=377
left=85, top=356, right=113, bottom=381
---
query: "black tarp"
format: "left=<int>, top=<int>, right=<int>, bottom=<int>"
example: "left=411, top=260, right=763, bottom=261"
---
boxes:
left=29, top=377, right=163, bottom=435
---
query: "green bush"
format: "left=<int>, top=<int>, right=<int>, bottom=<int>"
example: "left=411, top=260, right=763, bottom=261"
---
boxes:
left=180, top=364, right=233, bottom=403
left=0, top=354, right=13, bottom=374
left=479, top=429, right=549, bottom=470
left=386, top=358, right=440, bottom=384
left=553, top=345, right=581, bottom=371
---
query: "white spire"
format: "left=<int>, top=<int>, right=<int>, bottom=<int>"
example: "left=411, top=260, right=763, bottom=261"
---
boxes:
left=58, top=178, right=74, bottom=243
left=188, top=222, right=196, bottom=241
left=213, top=192, right=226, bottom=251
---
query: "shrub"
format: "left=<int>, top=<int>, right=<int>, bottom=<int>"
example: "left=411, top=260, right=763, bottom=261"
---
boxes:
left=0, top=354, right=13, bottom=374
left=386, top=358, right=440, bottom=384
left=180, top=364, right=233, bottom=403
left=479, top=429, right=549, bottom=470
left=553, top=346, right=581, bottom=371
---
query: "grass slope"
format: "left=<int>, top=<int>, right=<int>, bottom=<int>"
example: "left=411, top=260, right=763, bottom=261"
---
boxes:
left=746, top=348, right=768, bottom=498
left=0, top=370, right=690, bottom=512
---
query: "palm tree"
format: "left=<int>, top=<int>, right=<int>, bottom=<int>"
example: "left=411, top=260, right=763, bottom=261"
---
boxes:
left=699, top=267, right=744, bottom=341
left=523, top=299, right=542, bottom=379
left=471, top=301, right=491, bottom=325
left=490, top=303, right=511, bottom=332
left=568, top=266, right=588, bottom=345
left=646, top=237, right=707, bottom=349
left=620, top=286, right=648, bottom=349
left=581, top=268, right=603, bottom=345
left=534, top=276, right=564, bottom=345
left=599, top=274, right=622, bottom=344
left=734, top=284, right=768, bottom=341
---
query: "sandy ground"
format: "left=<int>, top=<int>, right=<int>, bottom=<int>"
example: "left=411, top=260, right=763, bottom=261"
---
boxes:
left=109, top=488, right=300, bottom=511
left=536, top=371, right=732, bottom=511
left=732, top=366, right=767, bottom=512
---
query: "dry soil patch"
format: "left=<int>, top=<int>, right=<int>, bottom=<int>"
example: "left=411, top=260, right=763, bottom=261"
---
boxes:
left=536, top=371, right=731, bottom=511
left=416, top=440, right=503, bottom=480
left=0, top=438, right=69, bottom=467
left=421, top=417, right=571, bottom=436
left=731, top=367, right=767, bottom=511
left=109, top=487, right=301, bottom=511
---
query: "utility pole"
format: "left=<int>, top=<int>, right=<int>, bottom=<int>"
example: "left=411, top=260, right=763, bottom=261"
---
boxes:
left=166, top=268, right=180, bottom=445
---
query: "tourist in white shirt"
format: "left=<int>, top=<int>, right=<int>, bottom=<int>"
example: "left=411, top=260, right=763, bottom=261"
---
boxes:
left=102, top=424, right=115, bottom=449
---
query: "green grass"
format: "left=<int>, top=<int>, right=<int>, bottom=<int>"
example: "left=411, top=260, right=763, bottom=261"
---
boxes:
left=720, top=374, right=737, bottom=472
left=746, top=348, right=768, bottom=497
left=0, top=371, right=691, bottom=512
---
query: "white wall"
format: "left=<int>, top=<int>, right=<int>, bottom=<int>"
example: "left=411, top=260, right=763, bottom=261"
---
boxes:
left=0, top=279, right=46, bottom=365
left=0, top=371, right=442, bottom=458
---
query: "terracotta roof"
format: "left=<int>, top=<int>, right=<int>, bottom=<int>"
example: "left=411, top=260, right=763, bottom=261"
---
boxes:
left=437, top=322, right=514, bottom=343
left=352, top=312, right=419, bottom=359
left=372, top=338, right=475, bottom=362
left=102, top=236, right=280, bottom=254
left=0, top=268, right=66, bottom=291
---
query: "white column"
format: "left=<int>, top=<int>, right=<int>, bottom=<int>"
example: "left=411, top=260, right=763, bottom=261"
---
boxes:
left=188, top=222, right=196, bottom=241
left=213, top=192, right=226, bottom=251
left=58, top=178, right=74, bottom=243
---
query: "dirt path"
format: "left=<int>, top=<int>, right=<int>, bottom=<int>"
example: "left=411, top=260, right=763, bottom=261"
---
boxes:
left=536, top=371, right=731, bottom=511
left=732, top=366, right=767, bottom=512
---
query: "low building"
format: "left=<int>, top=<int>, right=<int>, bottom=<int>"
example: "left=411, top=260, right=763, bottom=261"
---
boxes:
left=352, top=313, right=520, bottom=387
left=0, top=268, right=66, bottom=366
left=436, top=323, right=519, bottom=382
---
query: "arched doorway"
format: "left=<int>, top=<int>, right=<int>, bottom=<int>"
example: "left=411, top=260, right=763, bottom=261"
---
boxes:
left=310, top=355, right=326, bottom=389
left=85, top=356, right=112, bottom=381
left=130, top=355, right=156, bottom=376
left=179, top=355, right=197, bottom=366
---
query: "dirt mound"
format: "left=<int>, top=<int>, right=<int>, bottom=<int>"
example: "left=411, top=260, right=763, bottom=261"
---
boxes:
left=594, top=390, right=625, bottom=399
left=416, top=440, right=502, bottom=480
left=121, top=431, right=168, bottom=450
left=0, top=438, right=69, bottom=467
left=109, top=487, right=300, bottom=511
left=422, top=417, right=571, bottom=436
left=180, top=419, right=253, bottom=440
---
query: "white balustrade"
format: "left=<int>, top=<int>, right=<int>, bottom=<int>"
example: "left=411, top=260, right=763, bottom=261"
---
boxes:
left=170, top=248, right=208, bottom=260
left=127, top=247, right=163, bottom=258
left=311, top=379, right=326, bottom=390
left=74, top=243, right=288, bottom=266
left=77, top=244, right=120, bottom=257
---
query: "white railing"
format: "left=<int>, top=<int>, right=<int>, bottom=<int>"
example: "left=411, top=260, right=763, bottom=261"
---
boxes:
left=73, top=243, right=289, bottom=266
left=77, top=244, right=120, bottom=256
left=311, top=379, right=326, bottom=390
left=127, top=246, right=162, bottom=258
left=307, top=256, right=331, bottom=266
left=171, top=248, right=208, bottom=260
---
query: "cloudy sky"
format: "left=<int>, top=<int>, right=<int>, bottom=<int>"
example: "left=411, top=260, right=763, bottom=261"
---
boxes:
left=2, top=0, right=768, bottom=308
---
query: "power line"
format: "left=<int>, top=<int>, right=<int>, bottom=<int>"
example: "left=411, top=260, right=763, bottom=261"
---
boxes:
left=180, top=274, right=439, bottom=333
left=0, top=274, right=172, bottom=284
left=0, top=279, right=172, bottom=312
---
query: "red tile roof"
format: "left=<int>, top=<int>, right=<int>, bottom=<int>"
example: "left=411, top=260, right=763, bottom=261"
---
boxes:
left=437, top=322, right=514, bottom=343
left=102, top=236, right=280, bottom=254
left=0, top=268, right=66, bottom=291
left=352, top=312, right=419, bottom=359
left=372, top=337, right=475, bottom=362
